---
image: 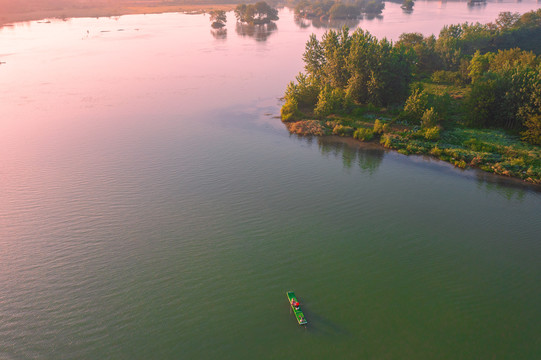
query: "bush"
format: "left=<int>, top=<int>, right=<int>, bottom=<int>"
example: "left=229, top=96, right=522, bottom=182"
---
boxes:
left=521, top=114, right=541, bottom=145
left=353, top=128, right=374, bottom=141
left=403, top=88, right=429, bottom=123
left=333, top=125, right=354, bottom=136
left=373, top=119, right=388, bottom=135
left=430, top=146, right=443, bottom=156
left=421, top=107, right=439, bottom=129
left=281, top=98, right=300, bottom=122
left=314, top=86, right=346, bottom=117
left=424, top=126, right=440, bottom=140
left=464, top=138, right=498, bottom=152
left=284, top=73, right=319, bottom=110
left=431, top=70, right=461, bottom=84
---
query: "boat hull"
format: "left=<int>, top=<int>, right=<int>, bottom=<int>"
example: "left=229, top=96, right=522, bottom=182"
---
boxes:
left=286, top=291, right=307, bottom=325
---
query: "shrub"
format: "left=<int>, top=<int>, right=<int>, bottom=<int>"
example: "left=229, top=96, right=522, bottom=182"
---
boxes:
left=284, top=73, right=319, bottom=110
left=521, top=114, right=541, bottom=145
left=373, top=119, right=388, bottom=135
left=380, top=134, right=393, bottom=147
left=314, top=86, right=346, bottom=117
left=333, top=125, right=354, bottom=136
left=403, top=88, right=429, bottom=123
left=281, top=98, right=300, bottom=122
left=424, top=126, right=440, bottom=140
left=353, top=128, right=374, bottom=141
left=430, top=146, right=443, bottom=156
left=421, top=107, right=440, bottom=129
left=431, top=70, right=461, bottom=84
left=464, top=138, right=497, bottom=152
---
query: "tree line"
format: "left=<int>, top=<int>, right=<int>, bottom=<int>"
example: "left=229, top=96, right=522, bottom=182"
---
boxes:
left=282, top=9, right=541, bottom=145
left=292, top=0, right=385, bottom=20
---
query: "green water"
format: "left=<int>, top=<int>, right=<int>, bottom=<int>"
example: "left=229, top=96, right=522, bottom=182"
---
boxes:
left=1, top=3, right=540, bottom=359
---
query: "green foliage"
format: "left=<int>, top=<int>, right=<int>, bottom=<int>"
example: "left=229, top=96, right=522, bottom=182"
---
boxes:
left=209, top=10, right=227, bottom=28
left=401, top=0, right=414, bottom=11
left=293, top=0, right=384, bottom=19
left=303, top=34, right=325, bottom=82
left=281, top=98, right=300, bottom=122
left=423, top=126, right=440, bottom=140
left=521, top=114, right=541, bottom=145
left=329, top=3, right=359, bottom=19
left=353, top=128, right=374, bottom=141
left=467, top=52, right=540, bottom=130
left=234, top=2, right=278, bottom=25
left=333, top=124, right=354, bottom=136
left=397, top=33, right=440, bottom=74
left=284, top=73, right=319, bottom=110
left=373, top=119, right=387, bottom=135
left=322, top=27, right=351, bottom=89
left=403, top=88, right=429, bottom=122
left=421, top=107, right=439, bottom=128
left=281, top=10, right=541, bottom=184
left=464, top=138, right=498, bottom=152
left=468, top=50, right=494, bottom=83
left=431, top=70, right=461, bottom=84
left=314, top=86, right=347, bottom=117
left=297, top=27, right=415, bottom=109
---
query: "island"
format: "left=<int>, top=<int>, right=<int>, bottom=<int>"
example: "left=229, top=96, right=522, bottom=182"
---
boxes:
left=281, top=10, right=541, bottom=185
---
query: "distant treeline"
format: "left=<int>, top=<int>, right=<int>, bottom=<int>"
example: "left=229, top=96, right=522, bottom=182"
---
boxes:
left=290, top=0, right=385, bottom=20
left=234, top=1, right=279, bottom=25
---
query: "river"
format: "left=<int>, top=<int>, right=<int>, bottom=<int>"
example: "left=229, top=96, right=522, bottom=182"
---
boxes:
left=1, top=1, right=540, bottom=359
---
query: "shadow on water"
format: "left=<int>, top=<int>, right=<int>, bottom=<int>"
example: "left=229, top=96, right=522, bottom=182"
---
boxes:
left=297, top=134, right=541, bottom=197
left=309, top=17, right=361, bottom=29
left=317, top=136, right=385, bottom=175
left=467, top=0, right=487, bottom=9
left=235, top=22, right=277, bottom=41
left=300, top=307, right=350, bottom=337
left=474, top=170, right=541, bottom=199
left=210, top=28, right=227, bottom=40
left=294, top=17, right=311, bottom=29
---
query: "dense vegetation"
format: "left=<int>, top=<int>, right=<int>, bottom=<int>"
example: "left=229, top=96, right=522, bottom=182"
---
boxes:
left=281, top=9, right=541, bottom=184
left=291, top=0, right=385, bottom=20
left=209, top=10, right=227, bottom=28
left=234, top=1, right=279, bottom=25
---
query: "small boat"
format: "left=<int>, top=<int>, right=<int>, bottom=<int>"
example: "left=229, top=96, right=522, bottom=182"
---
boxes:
left=286, top=291, right=307, bottom=325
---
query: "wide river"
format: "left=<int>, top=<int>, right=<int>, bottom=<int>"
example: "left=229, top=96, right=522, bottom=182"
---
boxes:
left=1, top=1, right=541, bottom=359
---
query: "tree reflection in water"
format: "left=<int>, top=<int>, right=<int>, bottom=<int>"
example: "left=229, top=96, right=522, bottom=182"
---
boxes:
left=316, top=136, right=385, bottom=174
left=309, top=17, right=361, bottom=29
left=474, top=171, right=541, bottom=200
left=294, top=17, right=310, bottom=29
left=210, top=28, right=227, bottom=40
left=295, top=13, right=388, bottom=29
left=235, top=22, right=277, bottom=41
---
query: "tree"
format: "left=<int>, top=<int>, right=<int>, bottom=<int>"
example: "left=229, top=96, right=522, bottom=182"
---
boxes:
left=234, top=2, right=278, bottom=25
left=401, top=0, right=414, bottom=11
left=521, top=114, right=541, bottom=145
left=468, top=50, right=494, bottom=83
left=209, top=10, right=227, bottom=29
left=495, top=11, right=520, bottom=31
left=303, top=34, right=325, bottom=82
left=403, top=88, right=429, bottom=123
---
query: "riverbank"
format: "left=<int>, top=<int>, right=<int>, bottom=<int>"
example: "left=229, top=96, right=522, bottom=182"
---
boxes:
left=283, top=109, right=541, bottom=185
left=0, top=2, right=235, bottom=26
left=280, top=10, right=541, bottom=186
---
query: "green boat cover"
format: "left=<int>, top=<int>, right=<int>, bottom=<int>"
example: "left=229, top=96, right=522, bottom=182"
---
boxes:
left=286, top=291, right=307, bottom=325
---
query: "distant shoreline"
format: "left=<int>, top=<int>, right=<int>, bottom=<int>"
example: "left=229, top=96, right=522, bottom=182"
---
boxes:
left=0, top=3, right=236, bottom=26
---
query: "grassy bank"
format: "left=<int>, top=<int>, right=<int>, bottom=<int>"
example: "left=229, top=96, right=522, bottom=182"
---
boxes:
left=283, top=81, right=541, bottom=185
